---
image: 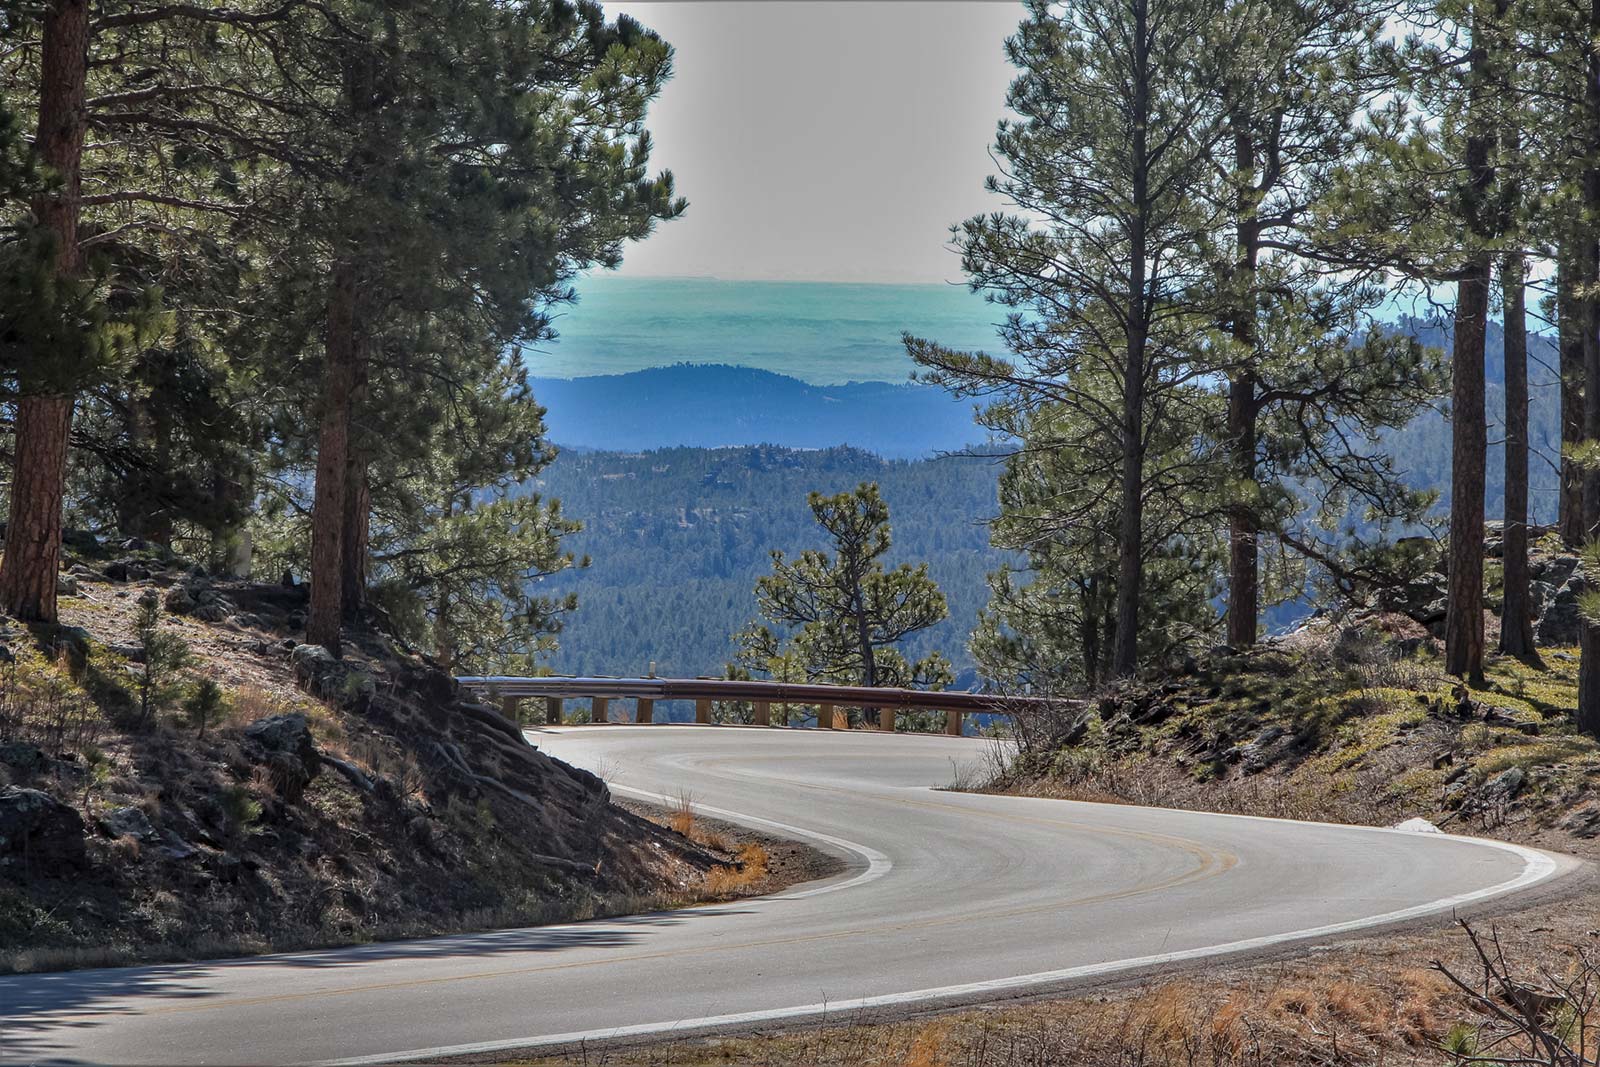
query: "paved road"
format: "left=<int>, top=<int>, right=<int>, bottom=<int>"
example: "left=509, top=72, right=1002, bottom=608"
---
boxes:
left=0, top=726, right=1581, bottom=1065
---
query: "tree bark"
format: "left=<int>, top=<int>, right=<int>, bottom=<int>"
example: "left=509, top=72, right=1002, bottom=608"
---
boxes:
left=1444, top=17, right=1494, bottom=686
left=1445, top=255, right=1490, bottom=684
left=1226, top=127, right=1261, bottom=648
left=340, top=456, right=369, bottom=621
left=1577, top=0, right=1600, bottom=737
left=305, top=261, right=360, bottom=655
left=1112, top=0, right=1150, bottom=680
left=1499, top=251, right=1537, bottom=658
left=339, top=345, right=370, bottom=622
left=0, top=0, right=89, bottom=624
left=1558, top=243, right=1586, bottom=548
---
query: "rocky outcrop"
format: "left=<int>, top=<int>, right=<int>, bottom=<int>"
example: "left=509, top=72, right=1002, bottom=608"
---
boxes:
left=0, top=787, right=87, bottom=871
left=242, top=714, right=322, bottom=802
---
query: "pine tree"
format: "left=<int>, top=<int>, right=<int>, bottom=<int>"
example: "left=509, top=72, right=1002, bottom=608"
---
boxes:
left=909, top=0, right=1229, bottom=678
left=244, top=0, right=686, bottom=656
left=1, top=0, right=302, bottom=621
left=1203, top=0, right=1440, bottom=647
left=735, top=483, right=952, bottom=714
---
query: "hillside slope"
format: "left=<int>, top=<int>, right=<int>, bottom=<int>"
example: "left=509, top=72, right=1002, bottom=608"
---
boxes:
left=0, top=538, right=737, bottom=972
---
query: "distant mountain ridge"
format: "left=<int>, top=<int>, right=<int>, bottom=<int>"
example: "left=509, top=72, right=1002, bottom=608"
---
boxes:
left=530, top=364, right=985, bottom=459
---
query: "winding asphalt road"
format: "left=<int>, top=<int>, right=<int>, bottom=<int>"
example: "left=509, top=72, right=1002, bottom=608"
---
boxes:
left=0, top=725, right=1583, bottom=1065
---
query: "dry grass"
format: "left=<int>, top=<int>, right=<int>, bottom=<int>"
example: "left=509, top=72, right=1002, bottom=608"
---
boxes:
left=513, top=913, right=1600, bottom=1067
left=701, top=843, right=770, bottom=898
left=667, top=792, right=732, bottom=853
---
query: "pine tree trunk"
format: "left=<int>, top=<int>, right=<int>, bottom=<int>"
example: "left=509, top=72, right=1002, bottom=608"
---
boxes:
left=1445, top=18, right=1494, bottom=686
left=305, top=262, right=360, bottom=655
left=1445, top=254, right=1489, bottom=684
left=1226, top=373, right=1258, bottom=647
left=1558, top=244, right=1585, bottom=548
left=1226, top=131, right=1261, bottom=649
left=340, top=457, right=369, bottom=621
left=339, top=346, right=370, bottom=622
left=1079, top=575, right=1101, bottom=687
left=2, top=398, right=74, bottom=621
left=0, top=0, right=88, bottom=624
left=1500, top=252, right=1537, bottom=658
left=1578, top=0, right=1600, bottom=739
left=1113, top=0, right=1150, bottom=680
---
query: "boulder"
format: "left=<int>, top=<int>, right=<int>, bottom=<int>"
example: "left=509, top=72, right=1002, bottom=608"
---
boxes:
left=1558, top=802, right=1600, bottom=838
left=56, top=575, right=78, bottom=597
left=0, top=742, right=48, bottom=776
left=289, top=643, right=371, bottom=710
left=103, top=559, right=152, bottom=583
left=1483, top=765, right=1527, bottom=800
left=190, top=602, right=231, bottom=623
left=242, top=714, right=321, bottom=802
left=98, top=805, right=158, bottom=842
left=0, top=787, right=86, bottom=870
left=163, top=583, right=198, bottom=615
left=1532, top=554, right=1580, bottom=588
left=1535, top=578, right=1584, bottom=647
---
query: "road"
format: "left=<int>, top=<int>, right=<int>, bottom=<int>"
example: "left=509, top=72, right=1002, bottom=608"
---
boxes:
left=0, top=725, right=1581, bottom=1065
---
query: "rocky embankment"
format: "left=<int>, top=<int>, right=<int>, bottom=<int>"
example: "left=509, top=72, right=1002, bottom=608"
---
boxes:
left=0, top=534, right=725, bottom=971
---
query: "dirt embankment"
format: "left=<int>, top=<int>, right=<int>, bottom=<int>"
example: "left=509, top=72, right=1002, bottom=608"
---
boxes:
left=0, top=537, right=781, bottom=973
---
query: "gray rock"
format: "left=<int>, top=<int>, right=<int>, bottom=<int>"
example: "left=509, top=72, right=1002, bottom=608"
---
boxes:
left=1558, top=802, right=1600, bottom=838
left=61, top=529, right=99, bottom=552
left=1533, top=554, right=1580, bottom=588
left=163, top=584, right=198, bottom=615
left=153, top=832, right=197, bottom=861
left=190, top=602, right=230, bottom=623
left=0, top=787, right=86, bottom=869
left=56, top=575, right=78, bottom=597
left=103, top=559, right=152, bottom=583
left=1483, top=765, right=1527, bottom=800
left=1536, top=578, right=1584, bottom=646
left=0, top=742, right=48, bottom=775
left=243, top=714, right=321, bottom=802
left=98, top=805, right=158, bottom=842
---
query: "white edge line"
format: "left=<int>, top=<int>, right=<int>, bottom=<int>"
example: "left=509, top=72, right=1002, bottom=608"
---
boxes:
left=321, top=803, right=1572, bottom=1066
left=605, top=784, right=893, bottom=901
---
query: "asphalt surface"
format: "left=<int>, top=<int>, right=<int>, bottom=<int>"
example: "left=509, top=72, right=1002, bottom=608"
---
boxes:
left=0, top=725, right=1582, bottom=1065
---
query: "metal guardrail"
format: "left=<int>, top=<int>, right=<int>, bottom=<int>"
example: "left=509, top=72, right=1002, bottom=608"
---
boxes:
left=456, top=675, right=1033, bottom=735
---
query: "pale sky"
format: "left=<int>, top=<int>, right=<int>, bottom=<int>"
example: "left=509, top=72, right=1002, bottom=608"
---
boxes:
left=605, top=2, right=1023, bottom=284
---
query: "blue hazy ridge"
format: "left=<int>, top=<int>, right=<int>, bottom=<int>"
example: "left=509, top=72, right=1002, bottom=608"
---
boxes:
left=531, top=363, right=988, bottom=458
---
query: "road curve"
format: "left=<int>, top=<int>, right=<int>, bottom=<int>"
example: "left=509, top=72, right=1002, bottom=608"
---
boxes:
left=0, top=726, right=1582, bottom=1065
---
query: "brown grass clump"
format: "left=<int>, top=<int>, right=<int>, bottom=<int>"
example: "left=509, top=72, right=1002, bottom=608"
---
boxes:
left=669, top=791, right=696, bottom=837
left=701, top=843, right=769, bottom=898
left=902, top=1020, right=952, bottom=1067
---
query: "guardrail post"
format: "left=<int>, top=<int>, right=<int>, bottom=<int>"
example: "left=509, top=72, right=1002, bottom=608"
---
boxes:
left=695, top=698, right=712, bottom=724
left=591, top=696, right=609, bottom=724
left=501, top=695, right=520, bottom=722
left=819, top=702, right=836, bottom=729
left=878, top=706, right=895, bottom=732
left=754, top=700, right=770, bottom=727
left=945, top=709, right=962, bottom=736
left=545, top=696, right=563, bottom=725
left=635, top=697, right=654, bottom=724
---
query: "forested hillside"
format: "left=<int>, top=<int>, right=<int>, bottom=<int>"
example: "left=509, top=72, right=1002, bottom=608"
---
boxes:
left=531, top=446, right=1007, bottom=679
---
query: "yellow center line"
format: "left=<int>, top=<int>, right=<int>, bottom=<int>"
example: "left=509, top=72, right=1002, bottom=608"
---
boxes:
left=66, top=771, right=1237, bottom=1022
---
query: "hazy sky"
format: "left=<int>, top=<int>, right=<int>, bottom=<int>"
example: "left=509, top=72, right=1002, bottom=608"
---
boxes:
left=605, top=2, right=1023, bottom=284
